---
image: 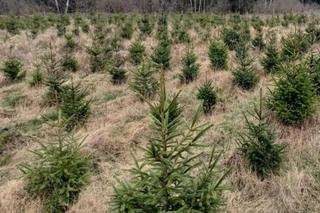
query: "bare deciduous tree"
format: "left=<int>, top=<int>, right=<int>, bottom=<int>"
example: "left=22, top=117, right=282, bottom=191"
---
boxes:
left=54, top=0, right=60, bottom=13
left=65, top=0, right=69, bottom=13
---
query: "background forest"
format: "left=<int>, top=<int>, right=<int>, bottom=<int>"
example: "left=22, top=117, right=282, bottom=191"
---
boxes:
left=1, top=0, right=320, bottom=14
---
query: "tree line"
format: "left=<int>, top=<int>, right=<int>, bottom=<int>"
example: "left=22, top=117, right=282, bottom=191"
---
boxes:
left=0, top=0, right=319, bottom=14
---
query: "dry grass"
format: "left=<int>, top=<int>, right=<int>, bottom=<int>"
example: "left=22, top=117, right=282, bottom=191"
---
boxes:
left=0, top=15, right=319, bottom=213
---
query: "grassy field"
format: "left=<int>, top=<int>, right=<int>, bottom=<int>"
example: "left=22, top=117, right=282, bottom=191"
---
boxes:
left=0, top=13, right=319, bottom=212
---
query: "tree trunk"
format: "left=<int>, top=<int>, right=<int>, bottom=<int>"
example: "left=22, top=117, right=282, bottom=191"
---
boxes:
left=65, top=0, right=70, bottom=14
left=54, top=0, right=60, bottom=13
left=192, top=0, right=197, bottom=12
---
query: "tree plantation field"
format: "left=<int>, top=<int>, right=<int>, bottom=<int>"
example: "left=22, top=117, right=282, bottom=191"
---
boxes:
left=0, top=13, right=320, bottom=213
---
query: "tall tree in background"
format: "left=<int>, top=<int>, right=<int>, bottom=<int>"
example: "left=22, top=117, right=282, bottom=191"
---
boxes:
left=42, top=0, right=74, bottom=13
left=54, top=0, right=60, bottom=13
left=65, top=0, right=69, bottom=13
left=228, top=0, right=257, bottom=13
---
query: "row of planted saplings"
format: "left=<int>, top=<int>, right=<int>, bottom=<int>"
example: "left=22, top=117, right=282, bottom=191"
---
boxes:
left=15, top=56, right=319, bottom=212
left=0, top=13, right=315, bottom=38
left=2, top=11, right=317, bottom=87
left=1, top=18, right=318, bottom=117
left=1, top=52, right=318, bottom=213
left=1, top=21, right=319, bottom=123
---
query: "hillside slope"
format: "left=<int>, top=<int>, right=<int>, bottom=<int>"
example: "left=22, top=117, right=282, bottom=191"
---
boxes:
left=0, top=14, right=319, bottom=212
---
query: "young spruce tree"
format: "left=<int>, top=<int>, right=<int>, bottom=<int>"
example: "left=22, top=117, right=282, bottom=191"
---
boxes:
left=61, top=81, right=91, bottom=131
left=20, top=114, right=91, bottom=213
left=45, top=73, right=66, bottom=106
left=87, top=41, right=108, bottom=73
left=223, top=28, right=241, bottom=50
left=180, top=48, right=200, bottom=84
left=42, top=45, right=66, bottom=105
left=120, top=22, right=134, bottom=40
left=208, top=41, right=228, bottom=70
left=233, top=41, right=259, bottom=90
left=197, top=80, right=218, bottom=114
left=252, top=30, right=265, bottom=51
left=1, top=57, right=24, bottom=81
left=130, top=61, right=159, bottom=100
left=306, top=53, right=320, bottom=95
left=268, top=64, right=316, bottom=124
left=151, top=39, right=171, bottom=70
left=281, top=31, right=311, bottom=61
left=113, top=71, right=228, bottom=212
left=129, top=41, right=146, bottom=65
left=238, top=90, right=286, bottom=178
left=138, top=15, right=153, bottom=36
left=261, top=35, right=281, bottom=74
left=108, top=54, right=127, bottom=85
